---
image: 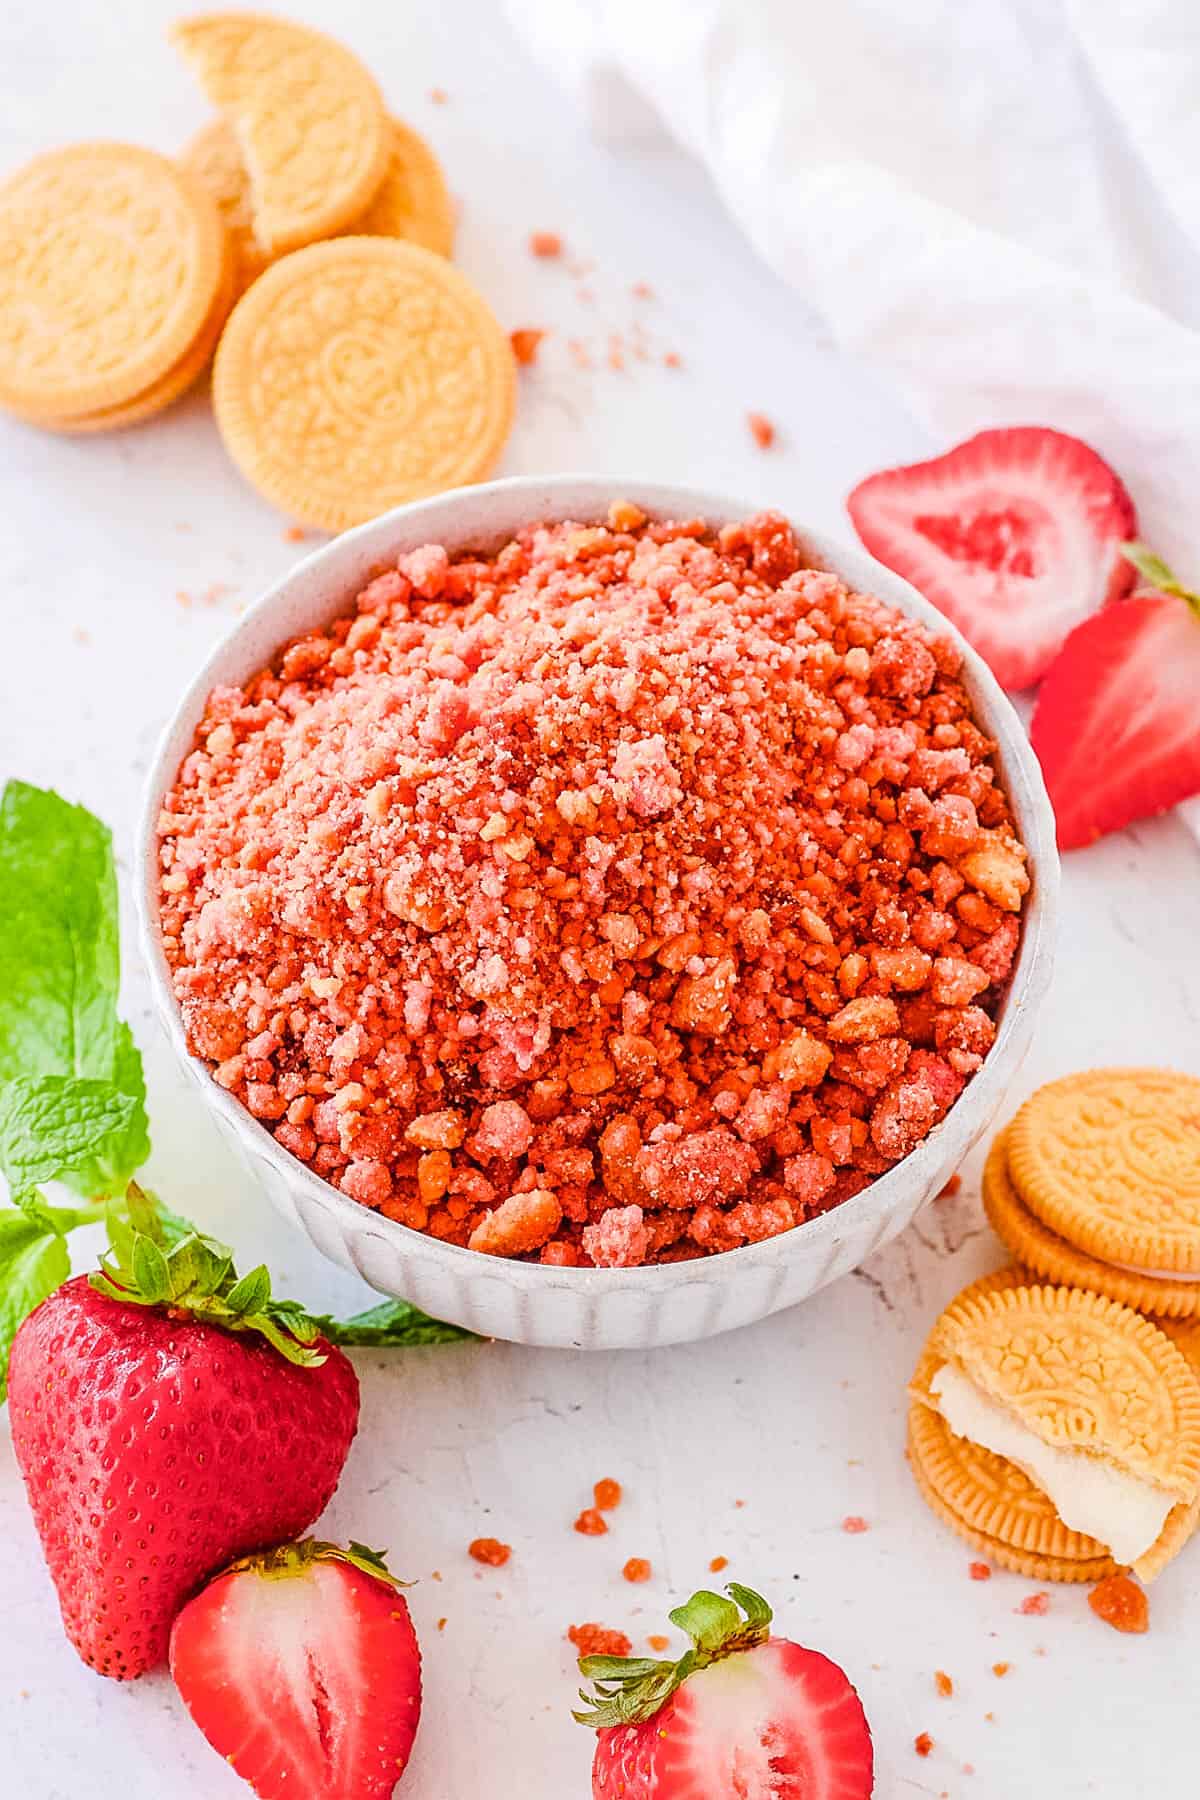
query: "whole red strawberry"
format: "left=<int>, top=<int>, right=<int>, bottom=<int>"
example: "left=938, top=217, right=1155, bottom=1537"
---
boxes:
left=7, top=1217, right=359, bottom=1680
left=171, top=1538, right=422, bottom=1797
left=576, top=1582, right=874, bottom=1798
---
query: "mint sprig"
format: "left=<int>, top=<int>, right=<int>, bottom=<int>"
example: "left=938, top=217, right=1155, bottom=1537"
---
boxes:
left=0, top=781, right=474, bottom=1402
left=574, top=1584, right=773, bottom=1729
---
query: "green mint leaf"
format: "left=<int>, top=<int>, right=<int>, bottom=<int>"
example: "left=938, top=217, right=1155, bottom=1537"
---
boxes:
left=0, top=783, right=120, bottom=1084
left=0, top=1075, right=136, bottom=1202
left=88, top=1021, right=151, bottom=1194
left=0, top=1210, right=69, bottom=1402
left=315, top=1298, right=477, bottom=1347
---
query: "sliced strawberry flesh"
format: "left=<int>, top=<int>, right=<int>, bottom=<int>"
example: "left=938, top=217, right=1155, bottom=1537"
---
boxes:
left=847, top=427, right=1137, bottom=691
left=171, top=1553, right=421, bottom=1800
left=1031, top=591, right=1200, bottom=848
left=596, top=1640, right=873, bottom=1799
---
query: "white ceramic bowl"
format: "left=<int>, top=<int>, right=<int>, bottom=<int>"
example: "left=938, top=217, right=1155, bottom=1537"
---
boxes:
left=138, top=476, right=1059, bottom=1350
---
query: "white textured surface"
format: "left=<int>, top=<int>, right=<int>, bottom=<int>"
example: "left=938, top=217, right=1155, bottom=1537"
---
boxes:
left=0, top=4, right=1197, bottom=1797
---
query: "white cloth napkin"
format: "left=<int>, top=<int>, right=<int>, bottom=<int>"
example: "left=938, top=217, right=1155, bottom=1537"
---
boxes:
left=507, top=0, right=1200, bottom=842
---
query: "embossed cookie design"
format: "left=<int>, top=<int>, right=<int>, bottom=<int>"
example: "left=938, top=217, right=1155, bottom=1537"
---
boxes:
left=1007, top=1068, right=1200, bottom=1276
left=0, top=142, right=227, bottom=423
left=212, top=237, right=516, bottom=531
left=909, top=1281, right=1200, bottom=1581
left=171, top=12, right=390, bottom=255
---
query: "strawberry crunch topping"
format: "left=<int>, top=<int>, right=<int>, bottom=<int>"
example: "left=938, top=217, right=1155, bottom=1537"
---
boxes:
left=158, top=506, right=1029, bottom=1265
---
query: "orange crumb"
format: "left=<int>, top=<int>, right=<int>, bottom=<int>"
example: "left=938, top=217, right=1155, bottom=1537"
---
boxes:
left=468, top=1537, right=511, bottom=1566
left=632, top=281, right=654, bottom=299
left=530, top=231, right=563, bottom=259
left=568, top=1622, right=632, bottom=1658
left=574, top=1508, right=608, bottom=1536
left=663, top=350, right=682, bottom=369
left=437, top=1617, right=447, bottom=1631
left=968, top=1562, right=992, bottom=1581
left=430, top=87, right=448, bottom=103
left=176, top=589, right=193, bottom=609
left=1088, top=1574, right=1148, bottom=1634
left=748, top=412, right=776, bottom=450
left=283, top=524, right=309, bottom=543
left=842, top=1515, right=869, bottom=1534
left=1017, top=1592, right=1049, bottom=1616
left=71, top=626, right=91, bottom=646
left=510, top=328, right=546, bottom=367
left=937, top=1172, right=962, bottom=1198
left=709, top=1555, right=728, bottom=1573
left=992, top=1662, right=1010, bottom=1678
left=594, top=1478, right=622, bottom=1511
left=647, top=1634, right=670, bottom=1652
left=984, top=1712, right=995, bottom=1723
left=914, top=1732, right=934, bottom=1757
left=431, top=1570, right=442, bottom=1581
left=734, top=1499, right=746, bottom=1509
left=934, top=1670, right=953, bottom=1697
left=623, top=1557, right=652, bottom=1583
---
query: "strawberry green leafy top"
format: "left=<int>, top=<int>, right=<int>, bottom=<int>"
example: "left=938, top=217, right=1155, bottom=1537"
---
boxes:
left=575, top=1584, right=774, bottom=1728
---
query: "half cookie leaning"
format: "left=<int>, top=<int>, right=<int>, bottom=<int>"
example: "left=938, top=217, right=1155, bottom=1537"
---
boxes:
left=909, top=1280, right=1200, bottom=1582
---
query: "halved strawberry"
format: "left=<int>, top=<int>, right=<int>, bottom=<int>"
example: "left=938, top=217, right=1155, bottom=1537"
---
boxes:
left=170, top=1539, right=422, bottom=1799
left=1031, top=544, right=1200, bottom=848
left=576, top=1582, right=873, bottom=1798
left=847, top=427, right=1137, bottom=689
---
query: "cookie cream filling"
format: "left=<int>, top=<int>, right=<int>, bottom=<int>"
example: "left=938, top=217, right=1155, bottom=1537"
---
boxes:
left=929, top=1362, right=1175, bottom=1565
left=1106, top=1259, right=1200, bottom=1281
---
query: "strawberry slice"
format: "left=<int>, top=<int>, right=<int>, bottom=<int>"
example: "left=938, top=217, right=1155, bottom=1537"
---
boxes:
left=1031, top=543, right=1200, bottom=848
left=847, top=427, right=1137, bottom=689
left=577, top=1582, right=874, bottom=1798
left=170, top=1539, right=422, bottom=1799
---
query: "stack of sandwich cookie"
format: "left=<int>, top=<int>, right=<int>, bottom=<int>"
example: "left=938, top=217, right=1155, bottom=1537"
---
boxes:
left=908, top=1278, right=1200, bottom=1582
left=0, top=144, right=232, bottom=435
left=984, top=1069, right=1200, bottom=1319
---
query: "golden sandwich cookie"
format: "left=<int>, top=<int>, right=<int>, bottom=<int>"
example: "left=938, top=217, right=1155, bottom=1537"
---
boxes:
left=212, top=236, right=515, bottom=532
left=171, top=12, right=390, bottom=257
left=1008, top=1067, right=1200, bottom=1277
left=983, top=1130, right=1200, bottom=1320
left=909, top=1281, right=1200, bottom=1582
left=0, top=142, right=227, bottom=424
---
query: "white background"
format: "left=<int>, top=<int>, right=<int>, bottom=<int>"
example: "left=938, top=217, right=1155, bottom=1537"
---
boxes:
left=0, top=4, right=1197, bottom=1797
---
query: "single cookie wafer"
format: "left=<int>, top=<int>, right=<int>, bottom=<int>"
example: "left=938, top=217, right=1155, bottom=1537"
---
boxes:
left=212, top=237, right=516, bottom=532
left=356, top=119, right=455, bottom=257
left=171, top=12, right=390, bottom=256
left=1008, top=1068, right=1200, bottom=1275
left=925, top=1284, right=1200, bottom=1500
left=0, top=142, right=226, bottom=418
left=983, top=1131, right=1200, bottom=1320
